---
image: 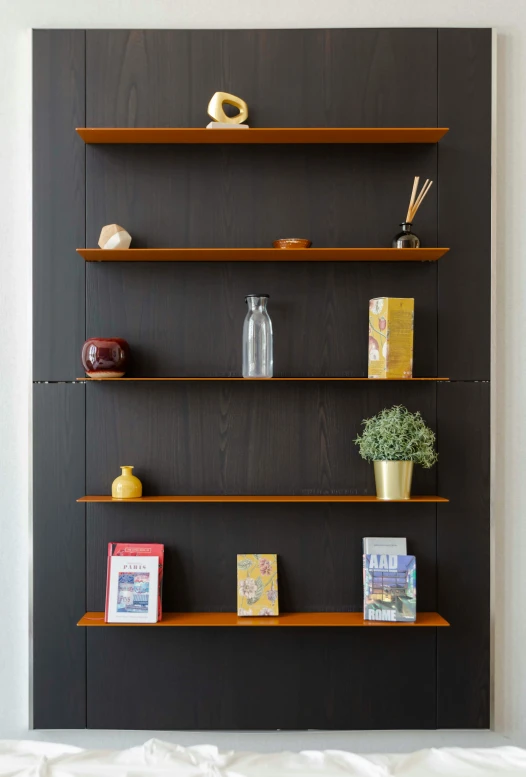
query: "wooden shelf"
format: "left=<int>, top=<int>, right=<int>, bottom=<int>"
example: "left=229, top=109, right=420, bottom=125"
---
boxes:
left=76, top=127, right=449, bottom=145
left=77, top=247, right=449, bottom=262
left=78, top=611, right=449, bottom=627
left=77, top=376, right=449, bottom=382
left=78, top=495, right=448, bottom=503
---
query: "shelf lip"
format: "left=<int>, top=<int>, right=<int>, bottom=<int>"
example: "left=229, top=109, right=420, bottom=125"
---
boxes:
left=78, top=495, right=449, bottom=503
left=77, top=376, right=449, bottom=382
left=77, top=247, right=449, bottom=262
left=77, top=611, right=450, bottom=627
left=76, top=127, right=449, bottom=144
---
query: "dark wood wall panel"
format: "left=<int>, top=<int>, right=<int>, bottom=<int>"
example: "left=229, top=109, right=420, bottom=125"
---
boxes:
left=86, top=261, right=437, bottom=378
left=33, top=30, right=85, bottom=381
left=86, top=381, right=437, bottom=495
left=435, top=29, right=491, bottom=728
left=33, top=27, right=491, bottom=731
left=86, top=144, right=437, bottom=251
left=437, top=381, right=490, bottom=728
left=88, top=627, right=436, bottom=730
left=438, top=29, right=492, bottom=380
left=86, top=29, right=437, bottom=128
left=33, top=383, right=86, bottom=728
left=86, top=502, right=437, bottom=613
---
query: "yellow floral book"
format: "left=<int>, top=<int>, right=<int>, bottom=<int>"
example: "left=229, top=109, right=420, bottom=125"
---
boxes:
left=368, top=297, right=414, bottom=379
left=237, top=554, right=279, bottom=616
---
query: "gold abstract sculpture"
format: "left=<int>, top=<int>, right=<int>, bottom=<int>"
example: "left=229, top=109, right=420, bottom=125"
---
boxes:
left=207, top=91, right=249, bottom=127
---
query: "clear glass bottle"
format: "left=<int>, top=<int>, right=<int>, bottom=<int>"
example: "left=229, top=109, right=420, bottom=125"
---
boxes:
left=242, top=294, right=273, bottom=378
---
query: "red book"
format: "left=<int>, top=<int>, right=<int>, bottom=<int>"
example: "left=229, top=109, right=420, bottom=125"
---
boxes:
left=105, top=543, right=164, bottom=622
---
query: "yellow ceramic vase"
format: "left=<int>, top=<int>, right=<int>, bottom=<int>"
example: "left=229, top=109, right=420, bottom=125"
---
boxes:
left=373, top=461, right=413, bottom=500
left=112, top=466, right=142, bottom=499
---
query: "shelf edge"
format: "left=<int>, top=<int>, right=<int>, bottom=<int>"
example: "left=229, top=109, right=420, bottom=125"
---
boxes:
left=76, top=377, right=450, bottom=382
left=76, top=127, right=450, bottom=145
left=77, top=495, right=449, bottom=503
left=77, top=611, right=450, bottom=627
left=76, top=247, right=450, bottom=262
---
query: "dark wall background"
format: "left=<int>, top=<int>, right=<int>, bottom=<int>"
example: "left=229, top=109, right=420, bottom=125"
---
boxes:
left=33, top=28, right=491, bottom=730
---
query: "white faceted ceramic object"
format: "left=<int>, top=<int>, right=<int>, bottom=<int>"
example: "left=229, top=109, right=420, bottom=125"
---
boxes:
left=98, top=224, right=132, bottom=250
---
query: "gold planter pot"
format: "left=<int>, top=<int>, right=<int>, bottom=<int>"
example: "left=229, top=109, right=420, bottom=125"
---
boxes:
left=373, top=461, right=413, bottom=500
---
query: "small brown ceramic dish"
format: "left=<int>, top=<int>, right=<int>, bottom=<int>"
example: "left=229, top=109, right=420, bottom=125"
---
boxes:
left=273, top=238, right=312, bottom=249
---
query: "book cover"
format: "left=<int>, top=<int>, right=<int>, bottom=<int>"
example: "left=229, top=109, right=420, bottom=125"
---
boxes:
left=106, top=555, right=159, bottom=623
left=368, top=297, right=414, bottom=379
left=237, top=554, right=279, bottom=616
left=105, top=543, right=164, bottom=621
left=363, top=537, right=407, bottom=555
left=363, top=554, right=416, bottom=622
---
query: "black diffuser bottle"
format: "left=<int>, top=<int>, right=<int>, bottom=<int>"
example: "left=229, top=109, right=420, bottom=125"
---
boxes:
left=392, top=222, right=420, bottom=248
left=393, top=176, right=433, bottom=248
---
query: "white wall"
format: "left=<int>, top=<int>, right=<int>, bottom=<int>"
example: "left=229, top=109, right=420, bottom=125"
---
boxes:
left=0, top=0, right=522, bottom=753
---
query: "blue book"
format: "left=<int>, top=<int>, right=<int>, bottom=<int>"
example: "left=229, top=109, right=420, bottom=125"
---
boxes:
left=363, top=554, right=416, bottom=622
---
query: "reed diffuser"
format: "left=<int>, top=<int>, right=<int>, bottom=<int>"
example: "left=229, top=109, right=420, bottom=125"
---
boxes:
left=392, top=176, right=433, bottom=248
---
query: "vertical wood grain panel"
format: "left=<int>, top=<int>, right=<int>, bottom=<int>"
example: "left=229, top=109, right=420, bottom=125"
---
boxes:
left=86, top=381, right=437, bottom=496
left=86, top=29, right=437, bottom=128
left=28, top=27, right=491, bottom=731
left=33, top=30, right=85, bottom=381
left=86, top=502, right=438, bottom=614
left=33, top=383, right=86, bottom=728
left=436, top=28, right=491, bottom=728
left=86, top=260, right=438, bottom=378
left=437, top=29, right=492, bottom=379
left=82, top=28, right=442, bottom=730
left=88, top=627, right=436, bottom=730
left=85, top=144, right=438, bottom=251
left=437, top=381, right=490, bottom=727
left=85, top=380, right=439, bottom=729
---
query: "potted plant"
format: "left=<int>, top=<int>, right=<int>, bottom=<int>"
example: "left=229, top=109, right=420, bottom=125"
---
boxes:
left=354, top=405, right=438, bottom=500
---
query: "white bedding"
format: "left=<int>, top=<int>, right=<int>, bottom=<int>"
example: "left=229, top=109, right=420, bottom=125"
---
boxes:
left=1, top=739, right=526, bottom=776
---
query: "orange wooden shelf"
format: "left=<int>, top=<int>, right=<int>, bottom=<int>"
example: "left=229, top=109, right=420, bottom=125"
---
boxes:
left=78, top=611, right=449, bottom=627
left=78, top=495, right=448, bottom=503
left=77, top=376, right=449, bottom=382
left=77, top=247, right=448, bottom=262
left=76, top=127, right=448, bottom=145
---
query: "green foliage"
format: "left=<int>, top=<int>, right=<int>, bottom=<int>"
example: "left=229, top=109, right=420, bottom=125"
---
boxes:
left=354, top=405, right=438, bottom=468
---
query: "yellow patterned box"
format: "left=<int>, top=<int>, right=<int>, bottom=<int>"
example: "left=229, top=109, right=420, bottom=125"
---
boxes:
left=237, top=554, right=279, bottom=616
left=368, top=297, right=414, bottom=379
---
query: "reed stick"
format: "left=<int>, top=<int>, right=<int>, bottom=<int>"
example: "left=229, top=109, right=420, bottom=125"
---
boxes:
left=411, top=178, right=429, bottom=217
left=407, top=178, right=433, bottom=223
left=406, top=176, right=419, bottom=223
left=410, top=180, right=433, bottom=221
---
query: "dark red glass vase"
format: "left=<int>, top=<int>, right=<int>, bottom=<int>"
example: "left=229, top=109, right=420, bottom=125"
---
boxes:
left=81, top=338, right=130, bottom=379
